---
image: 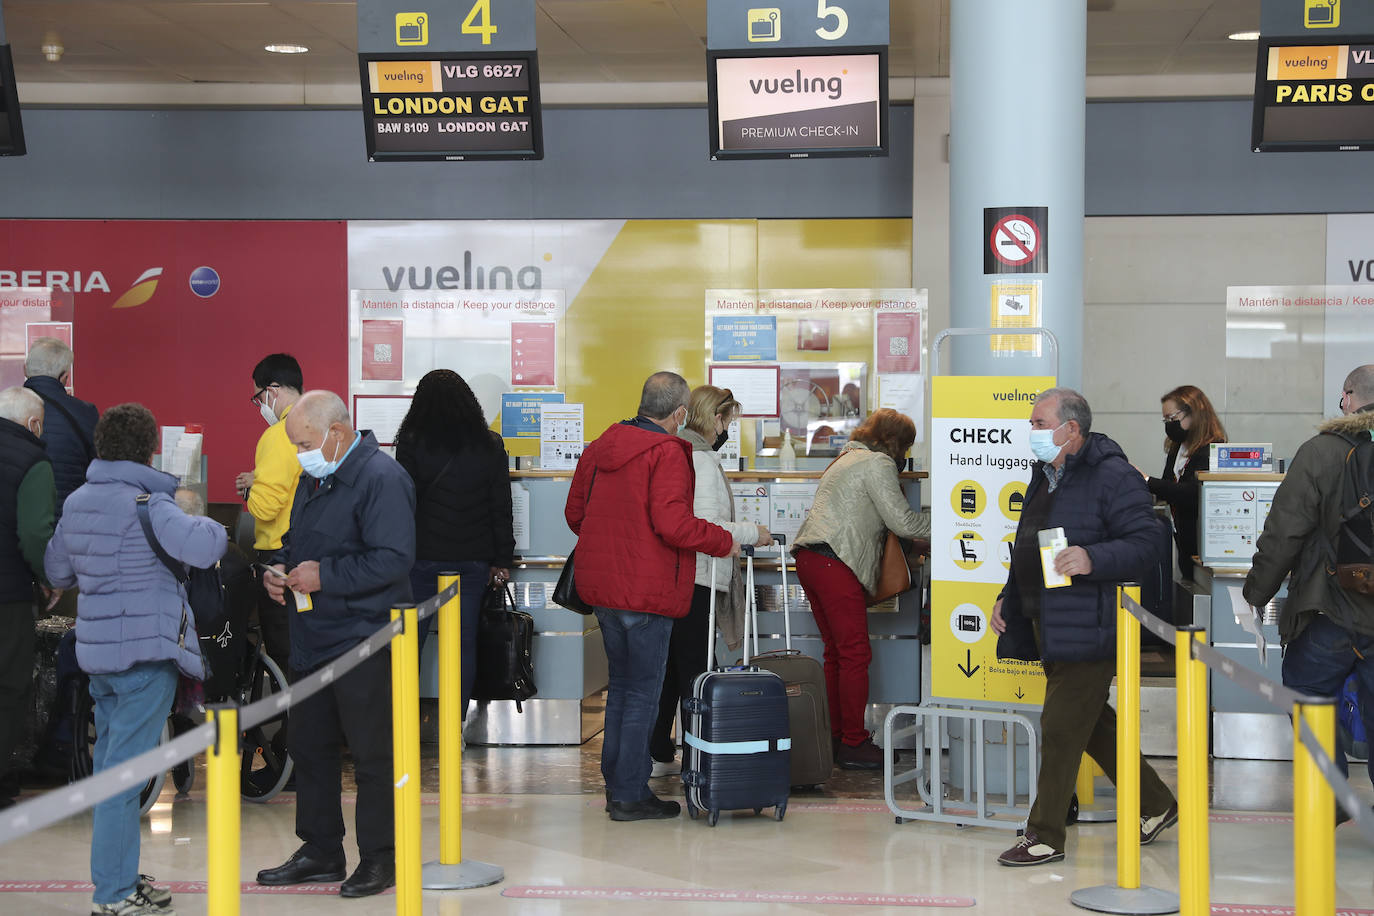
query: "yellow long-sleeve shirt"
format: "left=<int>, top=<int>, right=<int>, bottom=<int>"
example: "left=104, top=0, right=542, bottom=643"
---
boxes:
left=248, top=404, right=302, bottom=551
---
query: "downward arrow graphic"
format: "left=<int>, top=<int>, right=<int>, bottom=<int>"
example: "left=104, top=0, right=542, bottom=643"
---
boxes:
left=957, top=649, right=980, bottom=679
left=1014, top=686, right=1025, bottom=700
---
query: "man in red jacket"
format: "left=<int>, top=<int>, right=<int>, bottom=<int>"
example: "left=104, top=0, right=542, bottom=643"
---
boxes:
left=566, top=371, right=740, bottom=821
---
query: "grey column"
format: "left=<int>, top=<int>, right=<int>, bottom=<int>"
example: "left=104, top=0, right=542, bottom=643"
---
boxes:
left=948, top=1, right=1085, bottom=387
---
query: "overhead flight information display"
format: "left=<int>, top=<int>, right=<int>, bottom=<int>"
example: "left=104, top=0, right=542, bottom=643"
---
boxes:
left=359, top=52, right=543, bottom=161
left=1252, top=36, right=1374, bottom=151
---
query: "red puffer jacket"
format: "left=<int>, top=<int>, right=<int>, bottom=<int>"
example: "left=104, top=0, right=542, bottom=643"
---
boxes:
left=565, top=420, right=734, bottom=617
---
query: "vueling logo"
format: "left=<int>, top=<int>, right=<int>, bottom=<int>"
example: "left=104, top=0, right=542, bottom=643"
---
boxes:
left=380, top=251, right=544, bottom=291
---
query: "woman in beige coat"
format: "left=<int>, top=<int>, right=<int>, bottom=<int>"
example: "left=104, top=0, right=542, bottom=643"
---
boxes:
left=793, top=408, right=929, bottom=769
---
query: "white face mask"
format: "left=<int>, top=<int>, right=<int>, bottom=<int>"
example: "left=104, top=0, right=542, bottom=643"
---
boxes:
left=258, top=390, right=279, bottom=426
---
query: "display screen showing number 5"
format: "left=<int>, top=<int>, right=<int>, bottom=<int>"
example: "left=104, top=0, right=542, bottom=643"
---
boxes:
left=815, top=0, right=849, bottom=40
left=462, top=0, right=497, bottom=45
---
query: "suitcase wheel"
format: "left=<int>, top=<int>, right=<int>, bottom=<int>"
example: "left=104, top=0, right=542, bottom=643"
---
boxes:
left=708, top=809, right=720, bottom=827
left=686, top=800, right=698, bottom=819
left=774, top=801, right=786, bottom=821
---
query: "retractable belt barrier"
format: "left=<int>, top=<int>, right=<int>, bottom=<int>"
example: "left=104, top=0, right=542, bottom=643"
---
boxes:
left=0, top=582, right=459, bottom=848
left=1119, top=591, right=1374, bottom=847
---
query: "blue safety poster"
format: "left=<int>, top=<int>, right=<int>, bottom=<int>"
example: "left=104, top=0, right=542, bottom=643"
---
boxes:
left=712, top=315, right=778, bottom=361
left=501, top=392, right=565, bottom=439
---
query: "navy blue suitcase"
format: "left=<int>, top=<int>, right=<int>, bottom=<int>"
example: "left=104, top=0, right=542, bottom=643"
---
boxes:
left=682, top=551, right=790, bottom=826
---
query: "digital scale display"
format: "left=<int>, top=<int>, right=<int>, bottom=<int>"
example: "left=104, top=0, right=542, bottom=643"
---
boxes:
left=1212, top=444, right=1273, bottom=470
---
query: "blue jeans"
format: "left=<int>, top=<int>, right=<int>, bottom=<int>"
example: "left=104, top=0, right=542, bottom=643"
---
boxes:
left=596, top=606, right=673, bottom=804
left=410, top=559, right=488, bottom=712
left=1282, top=613, right=1374, bottom=787
left=88, top=661, right=178, bottom=904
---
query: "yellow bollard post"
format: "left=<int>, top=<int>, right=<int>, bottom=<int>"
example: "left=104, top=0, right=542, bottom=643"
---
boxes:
left=1069, top=583, right=1177, bottom=914
left=1115, top=583, right=1143, bottom=891
left=1293, top=697, right=1336, bottom=916
left=391, top=605, right=422, bottom=916
left=1175, top=626, right=1209, bottom=916
left=206, top=705, right=241, bottom=916
left=438, top=573, right=462, bottom=866
left=422, top=578, right=503, bottom=890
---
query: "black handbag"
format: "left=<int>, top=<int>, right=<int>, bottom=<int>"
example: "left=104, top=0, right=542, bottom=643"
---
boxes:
left=551, top=548, right=594, bottom=615
left=472, top=583, right=537, bottom=712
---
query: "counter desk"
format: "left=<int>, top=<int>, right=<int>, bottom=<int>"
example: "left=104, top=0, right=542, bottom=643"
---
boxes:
left=421, top=467, right=927, bottom=747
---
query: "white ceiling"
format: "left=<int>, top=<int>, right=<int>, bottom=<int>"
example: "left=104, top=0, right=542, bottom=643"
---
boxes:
left=0, top=0, right=1263, bottom=105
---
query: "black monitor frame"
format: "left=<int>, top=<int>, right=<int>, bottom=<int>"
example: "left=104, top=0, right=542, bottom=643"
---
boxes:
left=1251, top=33, right=1374, bottom=153
left=0, top=44, right=27, bottom=157
left=707, top=45, right=889, bottom=161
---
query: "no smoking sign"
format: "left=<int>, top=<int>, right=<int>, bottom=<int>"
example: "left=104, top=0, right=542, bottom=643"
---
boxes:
left=984, top=206, right=1048, bottom=274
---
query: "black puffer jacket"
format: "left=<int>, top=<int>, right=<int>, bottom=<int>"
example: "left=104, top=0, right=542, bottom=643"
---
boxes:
left=997, top=432, right=1165, bottom=663
left=24, top=375, right=97, bottom=517
left=396, top=431, right=514, bottom=567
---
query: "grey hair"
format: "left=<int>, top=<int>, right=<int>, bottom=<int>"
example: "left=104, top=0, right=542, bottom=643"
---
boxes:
left=638, top=371, right=690, bottom=421
left=293, top=390, right=352, bottom=433
left=0, top=386, right=42, bottom=426
left=1036, top=387, right=1093, bottom=435
left=24, top=337, right=73, bottom=380
left=1345, top=365, right=1374, bottom=408
left=174, top=487, right=207, bottom=517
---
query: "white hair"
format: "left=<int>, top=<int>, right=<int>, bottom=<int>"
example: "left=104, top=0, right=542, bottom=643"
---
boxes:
left=0, top=387, right=43, bottom=426
left=293, top=390, right=352, bottom=432
left=174, top=487, right=207, bottom=517
left=24, top=337, right=73, bottom=380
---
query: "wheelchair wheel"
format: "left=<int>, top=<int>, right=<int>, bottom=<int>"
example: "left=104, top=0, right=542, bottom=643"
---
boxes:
left=70, top=684, right=169, bottom=817
left=239, top=647, right=293, bottom=802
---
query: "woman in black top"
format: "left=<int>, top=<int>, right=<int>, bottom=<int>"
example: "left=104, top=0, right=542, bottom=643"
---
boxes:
left=395, top=370, right=514, bottom=713
left=1137, top=385, right=1226, bottom=581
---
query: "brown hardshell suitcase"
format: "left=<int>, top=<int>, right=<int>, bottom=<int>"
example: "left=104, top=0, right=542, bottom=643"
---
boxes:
left=740, top=538, right=833, bottom=788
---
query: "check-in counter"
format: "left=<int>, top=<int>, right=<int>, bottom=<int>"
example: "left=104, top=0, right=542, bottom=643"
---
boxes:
left=424, top=466, right=925, bottom=746
left=1196, top=471, right=1290, bottom=760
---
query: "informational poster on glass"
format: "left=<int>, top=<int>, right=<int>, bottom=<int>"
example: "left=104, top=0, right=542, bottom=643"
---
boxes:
left=353, top=394, right=413, bottom=447
left=501, top=391, right=565, bottom=439
left=708, top=364, right=781, bottom=417
left=0, top=288, right=71, bottom=389
left=348, top=287, right=566, bottom=439
left=703, top=288, right=927, bottom=458
left=930, top=375, right=1054, bottom=706
left=768, top=482, right=818, bottom=547
left=540, top=402, right=583, bottom=470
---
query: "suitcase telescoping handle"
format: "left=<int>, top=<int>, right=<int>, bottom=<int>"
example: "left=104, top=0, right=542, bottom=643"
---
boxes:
left=774, top=533, right=791, bottom=651
left=742, top=544, right=756, bottom=664
left=707, top=548, right=755, bottom=671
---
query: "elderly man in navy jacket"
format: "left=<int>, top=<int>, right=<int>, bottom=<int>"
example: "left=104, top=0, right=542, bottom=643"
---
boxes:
left=255, top=390, right=415, bottom=898
left=23, top=337, right=98, bottom=519
left=990, top=388, right=1177, bottom=867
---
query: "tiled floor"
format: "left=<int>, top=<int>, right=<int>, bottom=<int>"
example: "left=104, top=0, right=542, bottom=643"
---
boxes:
left=2, top=716, right=1372, bottom=914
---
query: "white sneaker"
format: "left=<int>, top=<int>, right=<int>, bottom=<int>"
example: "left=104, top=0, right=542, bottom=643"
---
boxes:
left=91, top=885, right=175, bottom=915
left=650, top=758, right=680, bottom=778
left=136, top=875, right=172, bottom=909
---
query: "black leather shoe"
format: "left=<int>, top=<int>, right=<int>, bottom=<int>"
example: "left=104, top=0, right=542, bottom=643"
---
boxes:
left=609, top=795, right=680, bottom=821
left=339, top=858, right=395, bottom=898
left=256, top=847, right=346, bottom=886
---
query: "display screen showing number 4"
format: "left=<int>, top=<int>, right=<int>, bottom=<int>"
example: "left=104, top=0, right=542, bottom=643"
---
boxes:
left=463, top=0, right=497, bottom=45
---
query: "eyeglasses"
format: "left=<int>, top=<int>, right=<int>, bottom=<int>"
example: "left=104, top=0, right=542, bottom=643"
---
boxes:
left=250, top=384, right=277, bottom=406
left=1162, top=409, right=1189, bottom=423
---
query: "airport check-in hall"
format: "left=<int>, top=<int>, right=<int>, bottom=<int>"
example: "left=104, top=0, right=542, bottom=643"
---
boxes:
left=0, top=0, right=1372, bottom=914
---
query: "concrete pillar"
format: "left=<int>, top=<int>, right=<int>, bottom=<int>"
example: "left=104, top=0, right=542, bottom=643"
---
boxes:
left=947, top=1, right=1085, bottom=387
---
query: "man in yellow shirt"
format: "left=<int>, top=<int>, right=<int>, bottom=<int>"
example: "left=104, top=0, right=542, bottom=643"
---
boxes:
left=236, top=354, right=304, bottom=692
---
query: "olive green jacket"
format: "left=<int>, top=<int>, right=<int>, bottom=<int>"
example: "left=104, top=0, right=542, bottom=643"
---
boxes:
left=1243, top=408, right=1374, bottom=643
left=792, top=442, right=929, bottom=593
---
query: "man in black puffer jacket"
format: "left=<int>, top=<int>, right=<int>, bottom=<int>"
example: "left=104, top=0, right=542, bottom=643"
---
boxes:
left=23, top=337, right=98, bottom=520
left=990, top=388, right=1177, bottom=867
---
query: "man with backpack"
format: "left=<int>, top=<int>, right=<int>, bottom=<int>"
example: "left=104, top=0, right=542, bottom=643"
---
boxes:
left=1244, top=364, right=1374, bottom=823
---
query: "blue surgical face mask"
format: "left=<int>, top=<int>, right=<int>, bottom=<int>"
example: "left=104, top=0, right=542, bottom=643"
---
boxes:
left=297, top=431, right=341, bottom=478
left=1028, top=422, right=1066, bottom=464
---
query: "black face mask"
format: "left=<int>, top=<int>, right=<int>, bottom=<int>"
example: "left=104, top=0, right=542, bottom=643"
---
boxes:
left=712, top=430, right=730, bottom=451
left=1164, top=419, right=1187, bottom=444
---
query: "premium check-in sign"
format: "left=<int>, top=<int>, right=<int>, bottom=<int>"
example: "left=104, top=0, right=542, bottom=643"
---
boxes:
left=714, top=53, right=881, bottom=151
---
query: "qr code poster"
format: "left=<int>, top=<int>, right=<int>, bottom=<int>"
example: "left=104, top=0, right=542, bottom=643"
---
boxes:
left=875, top=312, right=920, bottom=374
left=361, top=319, right=404, bottom=381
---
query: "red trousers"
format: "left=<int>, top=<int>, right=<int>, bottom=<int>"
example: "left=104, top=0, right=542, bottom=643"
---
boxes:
left=793, top=548, right=872, bottom=747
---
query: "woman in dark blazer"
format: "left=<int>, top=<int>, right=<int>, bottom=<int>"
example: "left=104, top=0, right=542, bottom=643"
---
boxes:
left=1138, top=385, right=1226, bottom=580
left=395, top=370, right=514, bottom=713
